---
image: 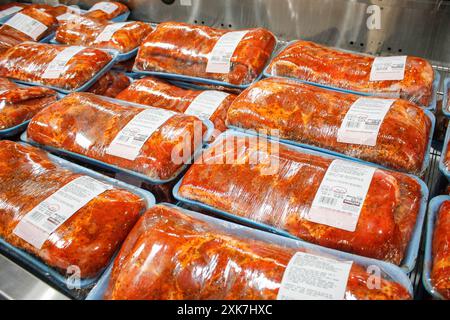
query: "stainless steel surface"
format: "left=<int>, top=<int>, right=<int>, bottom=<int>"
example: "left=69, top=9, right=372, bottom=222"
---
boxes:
left=0, top=254, right=69, bottom=300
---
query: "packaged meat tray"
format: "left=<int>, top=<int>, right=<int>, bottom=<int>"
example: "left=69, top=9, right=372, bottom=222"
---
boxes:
left=0, top=42, right=117, bottom=93
left=0, top=78, right=58, bottom=138
left=0, top=7, right=57, bottom=53
left=115, top=76, right=236, bottom=133
left=442, top=77, right=450, bottom=118
left=264, top=40, right=438, bottom=109
left=55, top=15, right=152, bottom=59
left=87, top=203, right=413, bottom=300
left=0, top=140, right=155, bottom=290
left=87, top=71, right=131, bottom=98
left=423, top=196, right=450, bottom=300
left=133, top=22, right=277, bottom=88
left=438, top=124, right=450, bottom=181
left=0, top=2, right=26, bottom=24
left=24, top=92, right=212, bottom=185
left=226, top=77, right=434, bottom=175
left=83, top=1, right=129, bottom=22
left=174, top=131, right=428, bottom=272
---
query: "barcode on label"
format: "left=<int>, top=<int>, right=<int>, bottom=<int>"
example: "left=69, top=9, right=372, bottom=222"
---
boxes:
left=29, top=210, right=45, bottom=223
left=345, top=121, right=362, bottom=129
left=318, top=196, right=337, bottom=206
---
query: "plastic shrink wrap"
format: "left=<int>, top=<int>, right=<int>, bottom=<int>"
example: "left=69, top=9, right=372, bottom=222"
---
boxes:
left=0, top=78, right=57, bottom=130
left=27, top=92, right=207, bottom=181
left=227, top=77, right=431, bottom=175
left=178, top=133, right=423, bottom=264
left=265, top=40, right=434, bottom=107
left=430, top=201, right=450, bottom=299
left=55, top=16, right=152, bottom=53
left=83, top=2, right=129, bottom=21
left=0, top=42, right=113, bottom=91
left=104, top=203, right=411, bottom=300
left=0, top=7, right=57, bottom=53
left=88, top=71, right=130, bottom=97
left=134, top=22, right=276, bottom=86
left=115, top=76, right=236, bottom=132
left=0, top=141, right=145, bottom=278
left=0, top=2, right=26, bottom=19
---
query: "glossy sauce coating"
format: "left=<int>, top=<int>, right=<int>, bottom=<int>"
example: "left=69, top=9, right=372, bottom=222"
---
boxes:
left=266, top=40, right=434, bottom=107
left=56, top=15, right=152, bottom=53
left=0, top=141, right=145, bottom=278
left=432, top=201, right=450, bottom=299
left=88, top=71, right=130, bottom=98
left=0, top=7, right=57, bottom=53
left=227, top=77, right=431, bottom=174
left=0, top=77, right=57, bottom=129
left=115, top=76, right=236, bottom=132
left=105, top=204, right=411, bottom=300
left=178, top=134, right=422, bottom=264
left=0, top=42, right=113, bottom=90
left=134, top=22, right=276, bottom=85
left=27, top=92, right=206, bottom=181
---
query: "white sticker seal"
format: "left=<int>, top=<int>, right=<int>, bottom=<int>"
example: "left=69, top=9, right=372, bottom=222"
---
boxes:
left=277, top=252, right=353, bottom=300
left=184, top=91, right=230, bottom=119
left=0, top=6, right=23, bottom=19
left=370, top=56, right=407, bottom=81
left=106, top=108, right=175, bottom=160
left=337, top=97, right=394, bottom=146
left=94, top=22, right=131, bottom=43
left=307, top=159, right=376, bottom=232
left=88, top=2, right=118, bottom=14
left=13, top=176, right=112, bottom=249
left=180, top=0, right=192, bottom=6
left=42, top=46, right=85, bottom=79
left=205, top=30, right=249, bottom=74
left=4, top=12, right=48, bottom=41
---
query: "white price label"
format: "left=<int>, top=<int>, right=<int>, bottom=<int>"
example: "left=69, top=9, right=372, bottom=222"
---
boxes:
left=184, top=90, right=229, bottom=119
left=4, top=12, right=48, bottom=40
left=180, top=0, right=192, bottom=5
left=106, top=108, right=175, bottom=160
left=94, top=22, right=131, bottom=43
left=0, top=6, right=23, bottom=19
left=370, top=56, right=407, bottom=81
left=88, top=2, right=118, bottom=14
left=206, top=30, right=249, bottom=74
left=13, top=176, right=111, bottom=249
left=277, top=252, right=353, bottom=300
left=307, top=159, right=375, bottom=232
left=337, top=97, right=394, bottom=146
left=42, top=46, right=85, bottom=79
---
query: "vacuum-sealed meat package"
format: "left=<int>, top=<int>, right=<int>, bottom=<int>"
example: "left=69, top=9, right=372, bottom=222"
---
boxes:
left=430, top=200, right=450, bottom=299
left=115, top=76, right=236, bottom=132
left=266, top=40, right=435, bottom=107
left=0, top=42, right=114, bottom=91
left=227, top=77, right=432, bottom=175
left=178, top=133, right=424, bottom=265
left=103, top=204, right=411, bottom=300
left=83, top=1, right=129, bottom=21
left=56, top=15, right=152, bottom=53
left=0, top=77, right=57, bottom=130
left=0, top=140, right=145, bottom=278
left=134, top=22, right=276, bottom=86
left=0, top=7, right=57, bottom=53
left=27, top=92, right=207, bottom=182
